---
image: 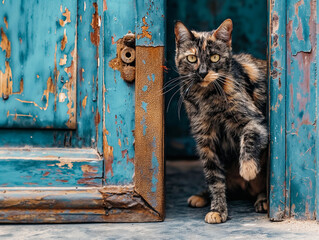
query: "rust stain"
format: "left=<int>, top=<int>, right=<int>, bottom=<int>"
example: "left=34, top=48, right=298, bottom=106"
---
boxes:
left=13, top=78, right=24, bottom=95
left=95, top=110, right=101, bottom=145
left=107, top=104, right=110, bottom=113
left=134, top=46, right=164, bottom=215
left=0, top=28, right=10, bottom=58
left=56, top=179, right=68, bottom=183
left=0, top=61, right=12, bottom=96
left=103, top=129, right=114, bottom=177
left=3, top=17, right=8, bottom=29
left=108, top=34, right=135, bottom=82
left=43, top=172, right=50, bottom=177
left=80, top=68, right=84, bottom=82
left=90, top=3, right=100, bottom=47
left=61, top=29, right=68, bottom=51
left=0, top=26, right=19, bottom=97
left=77, top=178, right=100, bottom=187
left=118, top=139, right=122, bottom=148
left=103, top=0, right=107, bottom=11
left=137, top=17, right=152, bottom=40
left=42, top=76, right=56, bottom=109
left=82, top=95, right=87, bottom=109
left=81, top=165, right=98, bottom=178
left=59, top=8, right=71, bottom=27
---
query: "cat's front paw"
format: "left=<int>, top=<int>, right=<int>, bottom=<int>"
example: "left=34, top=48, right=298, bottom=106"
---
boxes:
left=239, top=159, right=260, bottom=181
left=188, top=195, right=208, bottom=208
left=205, top=211, right=227, bottom=224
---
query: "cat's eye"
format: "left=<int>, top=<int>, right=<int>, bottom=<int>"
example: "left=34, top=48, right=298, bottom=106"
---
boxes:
left=210, top=54, right=220, bottom=63
left=187, top=55, right=197, bottom=63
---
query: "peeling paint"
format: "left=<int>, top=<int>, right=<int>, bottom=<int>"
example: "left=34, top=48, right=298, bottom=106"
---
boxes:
left=103, top=129, right=114, bottom=177
left=61, top=29, right=68, bottom=51
left=103, top=0, right=107, bottom=11
left=82, top=95, right=87, bottom=109
left=59, top=8, right=71, bottom=27
left=137, top=17, right=152, bottom=41
left=90, top=3, right=100, bottom=47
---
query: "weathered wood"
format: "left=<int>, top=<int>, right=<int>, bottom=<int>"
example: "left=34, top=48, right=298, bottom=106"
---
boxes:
left=103, top=0, right=136, bottom=185
left=268, top=0, right=287, bottom=221
left=286, top=0, right=317, bottom=220
left=269, top=0, right=318, bottom=220
left=0, top=187, right=161, bottom=223
left=0, top=0, right=77, bottom=129
left=135, top=46, right=164, bottom=217
left=0, top=148, right=103, bottom=187
left=0, top=0, right=165, bottom=223
left=136, top=0, right=165, bottom=46
left=0, top=0, right=101, bottom=149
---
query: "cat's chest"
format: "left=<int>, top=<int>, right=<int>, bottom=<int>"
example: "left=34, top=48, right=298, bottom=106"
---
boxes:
left=187, top=94, right=227, bottom=121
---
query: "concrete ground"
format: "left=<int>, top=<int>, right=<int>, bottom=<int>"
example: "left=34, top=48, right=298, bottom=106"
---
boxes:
left=1, top=160, right=319, bottom=240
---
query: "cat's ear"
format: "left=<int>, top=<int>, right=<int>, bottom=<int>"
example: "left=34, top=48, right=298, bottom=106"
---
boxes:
left=212, top=19, right=233, bottom=46
left=174, top=21, right=194, bottom=44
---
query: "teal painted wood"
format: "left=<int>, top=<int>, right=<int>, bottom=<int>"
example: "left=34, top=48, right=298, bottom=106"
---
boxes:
left=316, top=0, right=319, bottom=221
left=77, top=0, right=103, bottom=152
left=286, top=0, right=317, bottom=219
left=270, top=0, right=319, bottom=220
left=0, top=0, right=77, bottom=129
left=0, top=148, right=103, bottom=187
left=0, top=1, right=103, bottom=189
left=268, top=0, right=287, bottom=221
left=0, top=0, right=101, bottom=149
left=103, top=0, right=136, bottom=184
left=136, top=0, right=165, bottom=46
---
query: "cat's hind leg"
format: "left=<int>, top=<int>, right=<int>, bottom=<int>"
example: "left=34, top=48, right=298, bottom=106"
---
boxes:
left=187, top=190, right=210, bottom=208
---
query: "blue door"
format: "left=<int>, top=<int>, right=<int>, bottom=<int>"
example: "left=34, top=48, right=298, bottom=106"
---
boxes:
left=0, top=0, right=164, bottom=222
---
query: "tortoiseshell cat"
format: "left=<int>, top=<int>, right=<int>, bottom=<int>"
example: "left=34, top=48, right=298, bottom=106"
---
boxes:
left=174, top=19, right=268, bottom=224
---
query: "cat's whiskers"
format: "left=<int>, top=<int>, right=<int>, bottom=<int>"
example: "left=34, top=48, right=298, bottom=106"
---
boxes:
left=166, top=79, right=192, bottom=113
left=156, top=74, right=194, bottom=97
left=178, top=79, right=195, bottom=120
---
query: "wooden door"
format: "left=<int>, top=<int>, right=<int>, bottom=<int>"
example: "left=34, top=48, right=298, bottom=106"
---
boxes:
left=0, top=0, right=164, bottom=222
left=269, top=0, right=318, bottom=220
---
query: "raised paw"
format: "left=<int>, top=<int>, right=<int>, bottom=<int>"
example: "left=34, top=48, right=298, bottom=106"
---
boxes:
left=188, top=195, right=208, bottom=208
left=254, top=193, right=268, bottom=213
left=239, top=159, right=259, bottom=181
left=205, top=211, right=227, bottom=224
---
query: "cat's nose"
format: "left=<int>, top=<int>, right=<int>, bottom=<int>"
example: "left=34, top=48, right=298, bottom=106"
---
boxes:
left=199, top=72, right=208, bottom=79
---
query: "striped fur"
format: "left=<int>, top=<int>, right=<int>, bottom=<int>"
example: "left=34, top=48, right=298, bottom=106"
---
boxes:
left=174, top=19, right=268, bottom=224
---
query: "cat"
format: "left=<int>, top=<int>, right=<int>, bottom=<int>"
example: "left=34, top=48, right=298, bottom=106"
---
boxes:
left=174, top=19, right=268, bottom=224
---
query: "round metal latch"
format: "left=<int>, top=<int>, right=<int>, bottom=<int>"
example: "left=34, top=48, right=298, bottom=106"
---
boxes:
left=120, top=47, right=135, bottom=64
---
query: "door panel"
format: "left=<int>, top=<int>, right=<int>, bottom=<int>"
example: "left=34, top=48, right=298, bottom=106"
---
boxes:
left=0, top=0, right=77, bottom=129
